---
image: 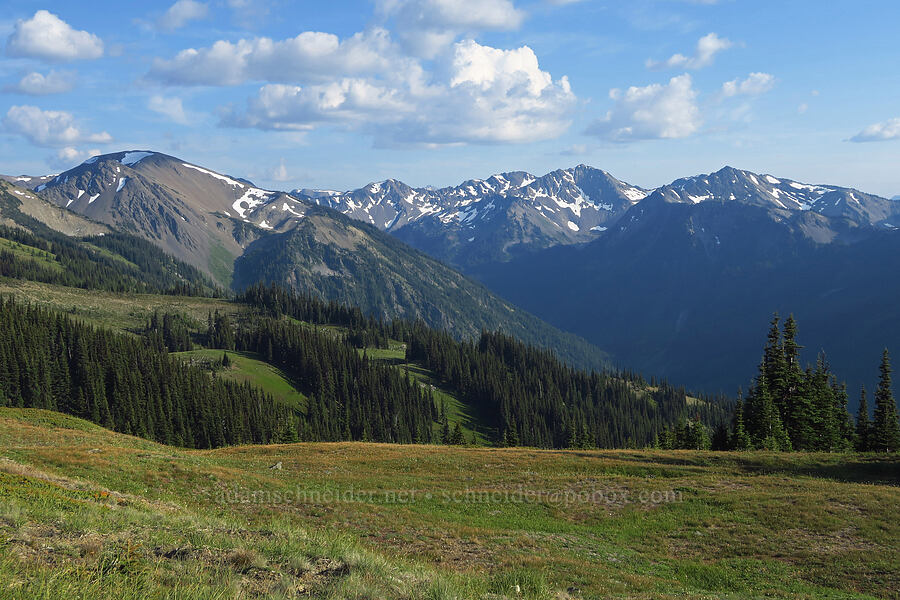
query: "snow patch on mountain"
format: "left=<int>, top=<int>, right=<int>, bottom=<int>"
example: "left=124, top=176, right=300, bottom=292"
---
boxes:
left=233, top=187, right=272, bottom=218
left=181, top=163, right=244, bottom=188
left=121, top=151, right=154, bottom=166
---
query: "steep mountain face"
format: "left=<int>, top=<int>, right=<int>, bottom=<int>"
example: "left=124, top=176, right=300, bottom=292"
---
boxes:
left=295, top=165, right=649, bottom=269
left=0, top=181, right=221, bottom=296
left=0, top=179, right=108, bottom=237
left=474, top=167, right=900, bottom=398
left=11, top=151, right=608, bottom=371
left=28, top=151, right=294, bottom=286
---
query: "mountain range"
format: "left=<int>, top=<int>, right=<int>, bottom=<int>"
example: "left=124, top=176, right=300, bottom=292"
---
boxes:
left=294, top=166, right=649, bottom=269
left=5, top=151, right=608, bottom=370
left=286, top=164, right=899, bottom=397
left=294, top=164, right=898, bottom=267
left=471, top=167, right=900, bottom=397
left=7, top=152, right=900, bottom=397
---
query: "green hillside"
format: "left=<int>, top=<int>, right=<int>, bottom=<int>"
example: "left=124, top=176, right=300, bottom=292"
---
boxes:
left=175, top=349, right=308, bottom=410
left=1, top=408, right=898, bottom=599
left=0, top=279, right=501, bottom=444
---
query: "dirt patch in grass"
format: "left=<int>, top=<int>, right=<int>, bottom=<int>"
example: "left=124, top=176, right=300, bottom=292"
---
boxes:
left=781, top=527, right=878, bottom=555
left=362, top=526, right=499, bottom=571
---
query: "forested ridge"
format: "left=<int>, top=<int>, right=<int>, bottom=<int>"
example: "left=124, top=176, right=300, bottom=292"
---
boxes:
left=238, top=284, right=729, bottom=448
left=227, top=315, right=437, bottom=443
left=0, top=299, right=291, bottom=448
left=231, top=209, right=611, bottom=373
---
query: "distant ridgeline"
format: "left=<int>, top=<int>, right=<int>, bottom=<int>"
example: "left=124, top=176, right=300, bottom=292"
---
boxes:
left=659, top=315, right=900, bottom=453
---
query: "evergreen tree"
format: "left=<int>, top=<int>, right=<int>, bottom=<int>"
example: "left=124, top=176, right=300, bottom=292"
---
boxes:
left=855, top=386, right=871, bottom=452
left=745, top=370, right=790, bottom=451
left=450, top=422, right=464, bottom=445
left=730, top=397, right=752, bottom=451
left=440, top=416, right=451, bottom=445
left=781, top=316, right=812, bottom=449
left=871, top=349, right=900, bottom=453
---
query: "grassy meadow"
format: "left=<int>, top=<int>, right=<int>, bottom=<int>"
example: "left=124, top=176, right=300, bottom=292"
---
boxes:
left=0, top=279, right=239, bottom=333
left=1, top=408, right=897, bottom=599
left=174, top=349, right=308, bottom=410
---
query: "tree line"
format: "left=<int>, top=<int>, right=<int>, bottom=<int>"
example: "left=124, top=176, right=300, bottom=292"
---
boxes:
left=731, top=315, right=898, bottom=452
left=401, top=325, right=726, bottom=448
left=217, top=314, right=437, bottom=444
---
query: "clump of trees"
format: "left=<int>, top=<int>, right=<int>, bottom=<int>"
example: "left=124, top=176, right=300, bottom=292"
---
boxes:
left=724, top=314, right=898, bottom=452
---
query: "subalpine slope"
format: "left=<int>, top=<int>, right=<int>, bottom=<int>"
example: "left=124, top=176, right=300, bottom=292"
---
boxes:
left=1, top=408, right=898, bottom=599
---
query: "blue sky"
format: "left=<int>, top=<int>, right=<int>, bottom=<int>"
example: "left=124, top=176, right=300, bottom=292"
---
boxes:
left=1, top=0, right=899, bottom=196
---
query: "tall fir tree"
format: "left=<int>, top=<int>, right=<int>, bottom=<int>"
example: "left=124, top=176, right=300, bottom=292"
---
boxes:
left=730, top=396, right=752, bottom=451
left=871, top=349, right=900, bottom=453
left=745, top=365, right=792, bottom=451
left=855, top=386, right=871, bottom=452
left=781, top=316, right=812, bottom=449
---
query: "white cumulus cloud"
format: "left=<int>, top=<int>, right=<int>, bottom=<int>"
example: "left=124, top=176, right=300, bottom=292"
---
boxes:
left=224, top=39, right=575, bottom=145
left=225, top=79, right=412, bottom=131
left=148, top=95, right=191, bottom=124
left=149, top=29, right=401, bottom=86
left=646, top=33, right=732, bottom=70
left=3, top=105, right=112, bottom=147
left=850, top=118, right=900, bottom=142
left=379, top=0, right=525, bottom=57
left=158, top=0, right=209, bottom=31
left=4, top=70, right=76, bottom=95
left=5, top=10, right=103, bottom=62
left=721, top=72, right=775, bottom=97
left=586, top=74, right=700, bottom=142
